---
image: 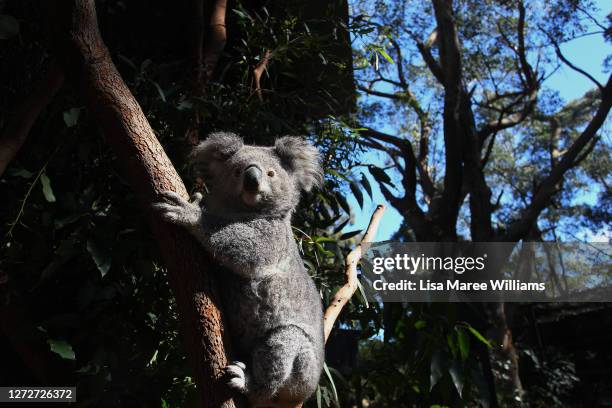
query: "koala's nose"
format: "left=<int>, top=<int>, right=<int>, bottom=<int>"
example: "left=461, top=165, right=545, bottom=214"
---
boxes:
left=243, top=165, right=262, bottom=193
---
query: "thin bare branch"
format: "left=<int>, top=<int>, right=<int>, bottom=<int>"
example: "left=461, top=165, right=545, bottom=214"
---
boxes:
left=253, top=49, right=272, bottom=102
left=323, top=205, right=386, bottom=342
left=540, top=26, right=604, bottom=92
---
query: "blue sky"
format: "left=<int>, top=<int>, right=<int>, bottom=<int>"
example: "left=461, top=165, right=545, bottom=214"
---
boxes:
left=346, top=1, right=611, bottom=242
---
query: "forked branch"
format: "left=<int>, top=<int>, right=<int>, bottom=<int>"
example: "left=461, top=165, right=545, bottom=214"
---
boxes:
left=323, top=204, right=386, bottom=342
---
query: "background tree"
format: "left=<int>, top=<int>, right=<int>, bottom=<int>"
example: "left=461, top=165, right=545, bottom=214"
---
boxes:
left=347, top=0, right=610, bottom=405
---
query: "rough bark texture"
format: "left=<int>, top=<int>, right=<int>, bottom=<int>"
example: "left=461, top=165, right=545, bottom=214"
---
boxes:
left=46, top=1, right=236, bottom=407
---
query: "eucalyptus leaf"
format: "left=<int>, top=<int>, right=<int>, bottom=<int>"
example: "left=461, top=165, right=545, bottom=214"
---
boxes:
left=332, top=218, right=350, bottom=234
left=63, top=107, right=82, bottom=128
left=368, top=165, right=393, bottom=186
left=349, top=181, right=364, bottom=208
left=378, top=48, right=395, bottom=64
left=323, top=362, right=339, bottom=406
left=87, top=238, right=112, bottom=277
left=456, top=327, right=470, bottom=361
left=335, top=192, right=351, bottom=215
left=40, top=173, right=56, bottom=202
left=47, top=339, right=75, bottom=360
left=414, top=320, right=427, bottom=329
left=467, top=325, right=492, bottom=348
left=150, top=80, right=166, bottom=102
left=430, top=350, right=444, bottom=391
left=360, top=173, right=373, bottom=199
left=8, top=168, right=34, bottom=179
left=449, top=360, right=465, bottom=397
left=339, top=229, right=361, bottom=240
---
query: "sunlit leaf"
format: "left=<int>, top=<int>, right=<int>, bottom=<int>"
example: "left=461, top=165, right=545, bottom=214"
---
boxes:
left=414, top=320, right=426, bottom=329
left=47, top=339, right=75, bottom=360
left=87, top=238, right=112, bottom=277
left=323, top=362, right=339, bottom=406
left=63, top=107, right=82, bottom=128
left=456, top=327, right=470, bottom=361
left=150, top=80, right=166, bottom=102
left=40, top=172, right=56, bottom=202
left=429, top=350, right=444, bottom=391
left=356, top=278, right=370, bottom=308
left=467, top=325, right=492, bottom=348
left=378, top=48, right=395, bottom=64
left=449, top=360, right=464, bottom=397
left=8, top=168, right=34, bottom=179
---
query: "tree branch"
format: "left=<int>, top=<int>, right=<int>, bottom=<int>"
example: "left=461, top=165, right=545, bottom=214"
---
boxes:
left=323, top=205, right=386, bottom=341
left=188, top=0, right=228, bottom=145
left=502, top=75, right=612, bottom=242
left=253, top=49, right=272, bottom=102
left=477, top=88, right=538, bottom=141
left=431, top=0, right=470, bottom=239
left=414, top=29, right=445, bottom=84
left=541, top=27, right=604, bottom=92
left=478, top=2, right=540, bottom=142
left=203, top=0, right=228, bottom=82
left=0, top=62, right=64, bottom=177
left=359, top=128, right=435, bottom=198
left=516, top=0, right=535, bottom=87
left=47, top=1, right=236, bottom=406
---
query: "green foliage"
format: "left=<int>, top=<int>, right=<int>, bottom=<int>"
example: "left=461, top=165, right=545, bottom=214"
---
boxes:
left=48, top=338, right=76, bottom=360
left=0, top=0, right=364, bottom=407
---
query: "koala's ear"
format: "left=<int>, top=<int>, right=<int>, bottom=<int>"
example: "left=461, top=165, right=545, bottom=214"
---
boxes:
left=190, top=132, right=244, bottom=163
left=274, top=136, right=323, bottom=192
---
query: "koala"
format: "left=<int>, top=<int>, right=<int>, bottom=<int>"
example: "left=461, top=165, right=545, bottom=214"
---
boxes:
left=153, top=132, right=325, bottom=407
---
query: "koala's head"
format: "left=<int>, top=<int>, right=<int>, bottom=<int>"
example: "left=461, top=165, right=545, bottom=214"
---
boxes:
left=191, top=132, right=322, bottom=218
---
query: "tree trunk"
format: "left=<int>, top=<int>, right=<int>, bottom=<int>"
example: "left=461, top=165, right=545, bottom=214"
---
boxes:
left=46, top=1, right=236, bottom=406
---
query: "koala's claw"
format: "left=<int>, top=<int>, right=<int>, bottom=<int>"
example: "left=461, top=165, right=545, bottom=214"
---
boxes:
left=225, top=361, right=248, bottom=394
left=153, top=190, right=202, bottom=228
left=230, top=361, right=246, bottom=370
left=159, top=190, right=187, bottom=205
left=191, top=192, right=203, bottom=205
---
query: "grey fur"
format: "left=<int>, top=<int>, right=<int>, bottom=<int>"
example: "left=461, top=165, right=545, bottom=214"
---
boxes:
left=153, top=133, right=324, bottom=407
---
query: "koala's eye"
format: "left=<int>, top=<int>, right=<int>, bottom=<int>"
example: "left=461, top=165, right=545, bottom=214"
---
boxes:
left=267, top=170, right=275, bottom=177
left=233, top=169, right=241, bottom=178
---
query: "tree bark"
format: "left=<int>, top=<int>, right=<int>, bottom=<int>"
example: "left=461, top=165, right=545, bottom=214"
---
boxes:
left=46, top=1, right=236, bottom=406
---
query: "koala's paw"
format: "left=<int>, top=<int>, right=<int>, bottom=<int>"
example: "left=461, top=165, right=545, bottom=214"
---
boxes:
left=224, top=361, right=248, bottom=394
left=152, top=190, right=202, bottom=228
left=190, top=192, right=203, bottom=205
